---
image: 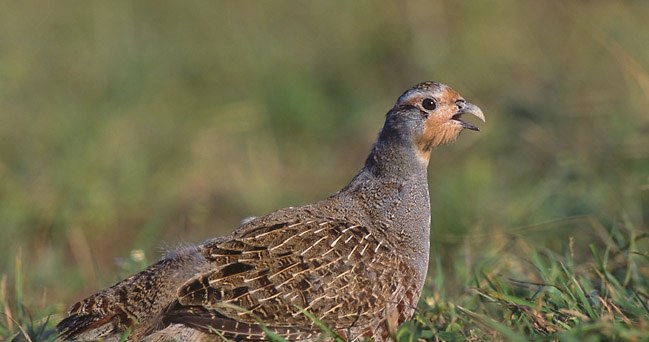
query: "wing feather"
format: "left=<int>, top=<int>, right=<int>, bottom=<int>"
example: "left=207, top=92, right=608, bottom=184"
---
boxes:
left=162, top=215, right=408, bottom=340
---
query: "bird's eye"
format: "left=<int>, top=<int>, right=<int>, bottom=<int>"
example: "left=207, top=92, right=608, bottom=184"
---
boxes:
left=422, top=98, right=437, bottom=110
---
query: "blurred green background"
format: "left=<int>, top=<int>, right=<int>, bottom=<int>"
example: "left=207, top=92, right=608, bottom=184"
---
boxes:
left=0, top=1, right=648, bottom=312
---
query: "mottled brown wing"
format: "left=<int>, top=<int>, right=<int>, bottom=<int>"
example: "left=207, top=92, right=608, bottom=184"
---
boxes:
left=164, top=215, right=419, bottom=340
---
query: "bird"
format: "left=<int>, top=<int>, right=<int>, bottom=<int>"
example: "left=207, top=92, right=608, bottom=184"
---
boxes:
left=56, top=81, right=485, bottom=341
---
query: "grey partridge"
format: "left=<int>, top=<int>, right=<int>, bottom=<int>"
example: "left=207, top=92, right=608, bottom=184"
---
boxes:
left=57, top=81, right=485, bottom=341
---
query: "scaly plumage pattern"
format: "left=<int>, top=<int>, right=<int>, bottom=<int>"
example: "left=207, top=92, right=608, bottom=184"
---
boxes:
left=57, top=81, right=485, bottom=341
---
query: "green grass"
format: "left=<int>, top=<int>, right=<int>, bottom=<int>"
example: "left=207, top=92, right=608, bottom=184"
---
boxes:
left=414, top=222, right=649, bottom=341
left=1, top=255, right=57, bottom=341
left=1, top=1, right=649, bottom=341
left=2, top=218, right=648, bottom=341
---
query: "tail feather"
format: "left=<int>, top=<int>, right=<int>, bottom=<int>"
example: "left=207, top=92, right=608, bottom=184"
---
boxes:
left=56, top=280, right=139, bottom=340
left=57, top=245, right=207, bottom=340
left=57, top=311, right=121, bottom=340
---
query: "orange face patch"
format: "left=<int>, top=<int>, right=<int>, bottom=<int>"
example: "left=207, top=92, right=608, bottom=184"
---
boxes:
left=415, top=121, right=463, bottom=162
left=412, top=86, right=465, bottom=162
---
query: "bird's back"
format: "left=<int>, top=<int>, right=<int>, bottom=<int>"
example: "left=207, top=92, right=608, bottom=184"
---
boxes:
left=58, top=202, right=422, bottom=341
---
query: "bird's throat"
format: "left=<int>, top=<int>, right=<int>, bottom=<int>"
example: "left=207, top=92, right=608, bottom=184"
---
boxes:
left=364, top=140, right=429, bottom=180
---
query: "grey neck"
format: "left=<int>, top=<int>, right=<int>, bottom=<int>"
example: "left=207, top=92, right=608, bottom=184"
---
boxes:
left=332, top=139, right=431, bottom=280
left=363, top=137, right=428, bottom=180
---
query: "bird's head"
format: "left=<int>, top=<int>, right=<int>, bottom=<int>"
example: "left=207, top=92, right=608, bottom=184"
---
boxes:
left=381, top=82, right=485, bottom=163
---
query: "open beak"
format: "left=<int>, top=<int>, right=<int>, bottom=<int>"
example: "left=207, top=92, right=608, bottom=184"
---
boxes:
left=451, top=102, right=485, bottom=131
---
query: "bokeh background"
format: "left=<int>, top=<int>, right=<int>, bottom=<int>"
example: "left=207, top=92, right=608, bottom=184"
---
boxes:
left=1, top=1, right=648, bottom=315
